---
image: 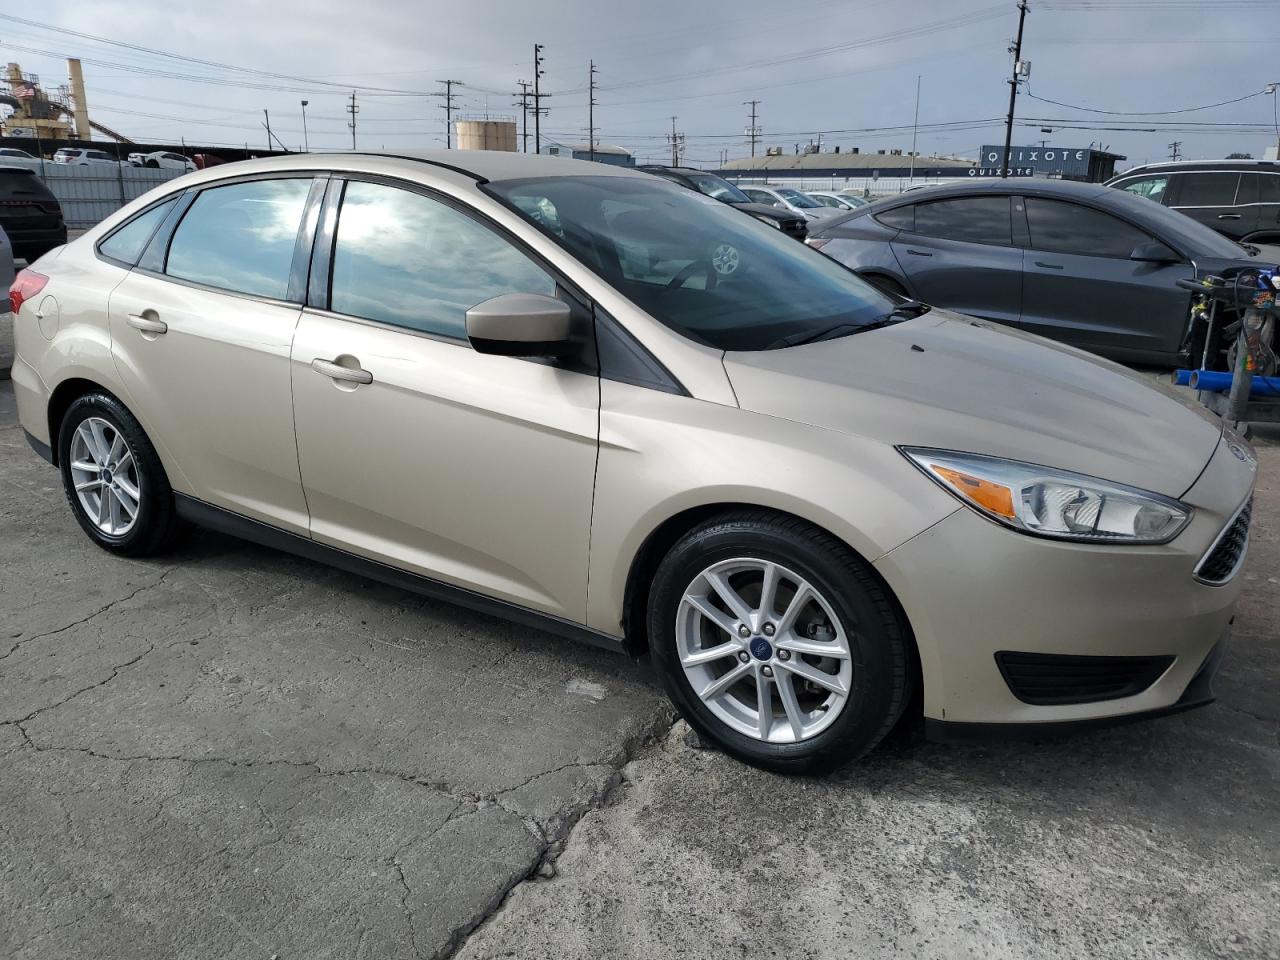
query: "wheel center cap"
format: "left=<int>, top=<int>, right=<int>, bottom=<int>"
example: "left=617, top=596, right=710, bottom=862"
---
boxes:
left=101, top=468, right=113, bottom=484
left=749, top=637, right=773, bottom=661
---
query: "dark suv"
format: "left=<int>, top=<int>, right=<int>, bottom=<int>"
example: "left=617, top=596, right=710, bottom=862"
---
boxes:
left=1107, top=160, right=1280, bottom=243
left=638, top=165, right=807, bottom=241
left=0, top=167, right=67, bottom=260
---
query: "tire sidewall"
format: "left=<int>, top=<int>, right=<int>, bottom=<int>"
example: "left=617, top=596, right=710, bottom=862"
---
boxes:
left=648, top=521, right=906, bottom=774
left=58, top=394, right=156, bottom=553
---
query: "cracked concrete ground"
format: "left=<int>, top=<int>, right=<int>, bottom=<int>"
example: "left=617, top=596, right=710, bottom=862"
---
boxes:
left=3, top=377, right=1279, bottom=960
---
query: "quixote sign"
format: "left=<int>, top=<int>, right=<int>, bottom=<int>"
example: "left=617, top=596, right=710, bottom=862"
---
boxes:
left=980, top=145, right=1093, bottom=178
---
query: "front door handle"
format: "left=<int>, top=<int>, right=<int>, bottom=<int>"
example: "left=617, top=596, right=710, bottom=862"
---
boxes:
left=904, top=248, right=933, bottom=257
left=311, top=357, right=373, bottom=385
left=126, top=314, right=167, bottom=334
left=1218, top=214, right=1242, bottom=220
left=1034, top=261, right=1065, bottom=269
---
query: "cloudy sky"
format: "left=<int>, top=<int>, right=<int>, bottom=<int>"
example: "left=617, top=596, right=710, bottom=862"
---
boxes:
left=9, top=0, right=1279, bottom=169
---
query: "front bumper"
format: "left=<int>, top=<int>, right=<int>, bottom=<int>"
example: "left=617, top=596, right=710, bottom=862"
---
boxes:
left=874, top=434, right=1256, bottom=727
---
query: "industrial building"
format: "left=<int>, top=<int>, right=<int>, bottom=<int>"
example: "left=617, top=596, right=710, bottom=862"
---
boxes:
left=718, top=147, right=976, bottom=181
left=977, top=144, right=1125, bottom=181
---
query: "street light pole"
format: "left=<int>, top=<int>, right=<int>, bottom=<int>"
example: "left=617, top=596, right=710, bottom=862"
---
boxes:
left=908, top=75, right=921, bottom=187
left=1269, top=84, right=1279, bottom=160
left=300, top=100, right=310, bottom=152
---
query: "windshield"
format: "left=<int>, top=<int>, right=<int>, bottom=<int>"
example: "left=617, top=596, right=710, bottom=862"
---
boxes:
left=776, top=188, right=822, bottom=209
left=487, top=176, right=897, bottom=351
left=687, top=173, right=751, bottom=204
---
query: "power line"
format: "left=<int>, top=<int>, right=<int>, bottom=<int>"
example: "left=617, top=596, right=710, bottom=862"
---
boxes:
left=1025, top=86, right=1268, bottom=116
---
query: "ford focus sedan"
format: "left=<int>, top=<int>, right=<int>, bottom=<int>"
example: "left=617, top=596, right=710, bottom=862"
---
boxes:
left=10, top=152, right=1256, bottom=773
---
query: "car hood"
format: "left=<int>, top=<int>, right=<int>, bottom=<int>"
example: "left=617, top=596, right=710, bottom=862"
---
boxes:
left=723, top=310, right=1222, bottom=498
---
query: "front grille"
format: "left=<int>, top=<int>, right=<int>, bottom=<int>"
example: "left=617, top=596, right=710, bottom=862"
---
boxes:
left=1195, top=498, right=1252, bottom=585
left=996, top=651, right=1175, bottom=705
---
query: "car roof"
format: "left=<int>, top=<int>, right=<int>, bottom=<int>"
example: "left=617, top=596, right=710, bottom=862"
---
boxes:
left=865, top=178, right=1114, bottom=204
left=222, top=150, right=654, bottom=184
left=1115, top=159, right=1280, bottom=175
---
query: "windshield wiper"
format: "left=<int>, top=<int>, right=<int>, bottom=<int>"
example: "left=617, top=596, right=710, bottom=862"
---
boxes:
left=765, top=301, right=931, bottom=350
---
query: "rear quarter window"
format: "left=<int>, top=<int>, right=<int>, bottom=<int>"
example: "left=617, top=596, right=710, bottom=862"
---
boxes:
left=873, top=205, right=914, bottom=231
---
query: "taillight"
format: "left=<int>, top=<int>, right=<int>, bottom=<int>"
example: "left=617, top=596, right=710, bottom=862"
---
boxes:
left=9, top=268, right=48, bottom=315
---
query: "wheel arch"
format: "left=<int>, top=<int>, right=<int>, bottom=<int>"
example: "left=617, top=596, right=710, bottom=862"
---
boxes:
left=855, top=268, right=910, bottom=297
left=46, top=376, right=117, bottom=465
left=620, top=502, right=923, bottom=708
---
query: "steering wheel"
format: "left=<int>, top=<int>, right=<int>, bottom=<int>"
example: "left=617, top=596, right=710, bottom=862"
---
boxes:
left=667, top=259, right=712, bottom=290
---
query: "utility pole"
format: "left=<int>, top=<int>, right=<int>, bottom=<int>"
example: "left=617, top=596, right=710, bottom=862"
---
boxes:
left=1001, top=0, right=1029, bottom=179
left=439, top=80, right=460, bottom=148
left=263, top=108, right=272, bottom=152
left=300, top=100, right=309, bottom=152
left=908, top=75, right=921, bottom=186
left=1168, top=140, right=1183, bottom=161
left=668, top=116, right=683, bottom=166
left=588, top=60, right=598, bottom=162
left=514, top=80, right=531, bottom=153
left=346, top=90, right=359, bottom=149
left=533, top=44, right=546, bottom=154
left=744, top=99, right=761, bottom=158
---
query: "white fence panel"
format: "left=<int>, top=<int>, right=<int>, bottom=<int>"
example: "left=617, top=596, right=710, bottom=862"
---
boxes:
left=36, top=165, right=185, bottom=230
left=722, top=174, right=977, bottom=198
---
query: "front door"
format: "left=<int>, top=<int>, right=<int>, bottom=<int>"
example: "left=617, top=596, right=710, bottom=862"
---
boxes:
left=1169, top=171, right=1248, bottom=240
left=290, top=178, right=599, bottom=620
left=1018, top=196, right=1192, bottom=359
left=107, top=176, right=317, bottom=533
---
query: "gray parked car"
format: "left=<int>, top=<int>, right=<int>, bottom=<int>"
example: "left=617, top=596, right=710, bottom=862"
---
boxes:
left=807, top=179, right=1258, bottom=365
left=0, top=223, right=13, bottom=296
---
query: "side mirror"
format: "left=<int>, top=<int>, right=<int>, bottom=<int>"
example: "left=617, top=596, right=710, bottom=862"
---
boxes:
left=466, top=293, right=574, bottom=357
left=1130, top=240, right=1179, bottom=263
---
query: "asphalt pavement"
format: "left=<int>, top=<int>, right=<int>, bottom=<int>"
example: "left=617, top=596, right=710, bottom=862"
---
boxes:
left=1, top=376, right=1278, bottom=960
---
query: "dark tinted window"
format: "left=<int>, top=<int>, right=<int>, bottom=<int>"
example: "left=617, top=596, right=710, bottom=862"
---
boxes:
left=488, top=176, right=897, bottom=352
left=166, top=178, right=311, bottom=299
left=874, top=205, right=915, bottom=230
left=1176, top=172, right=1240, bottom=206
left=99, top=198, right=177, bottom=265
left=1025, top=198, right=1152, bottom=259
left=330, top=180, right=555, bottom=339
left=1260, top=174, right=1280, bottom=204
left=913, top=196, right=1011, bottom=245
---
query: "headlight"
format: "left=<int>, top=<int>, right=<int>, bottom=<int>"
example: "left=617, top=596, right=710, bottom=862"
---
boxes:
left=901, top=448, right=1192, bottom=544
left=752, top=214, right=782, bottom=228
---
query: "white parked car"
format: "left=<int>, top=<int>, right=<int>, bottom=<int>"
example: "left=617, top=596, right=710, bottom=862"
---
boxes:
left=806, top=191, right=868, bottom=211
left=0, top=147, right=42, bottom=171
left=738, top=184, right=842, bottom=221
left=128, top=151, right=196, bottom=172
left=51, top=148, right=121, bottom=169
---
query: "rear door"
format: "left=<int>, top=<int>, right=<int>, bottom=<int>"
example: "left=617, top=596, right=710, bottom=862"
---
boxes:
left=887, top=195, right=1023, bottom=325
left=1018, top=196, right=1192, bottom=359
left=1237, top=172, right=1280, bottom=239
left=1169, top=171, right=1249, bottom=239
left=107, top=175, right=320, bottom=534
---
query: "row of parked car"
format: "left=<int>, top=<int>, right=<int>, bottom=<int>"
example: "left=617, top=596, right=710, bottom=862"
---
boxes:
left=0, top=145, right=198, bottom=171
left=639, top=159, right=1277, bottom=368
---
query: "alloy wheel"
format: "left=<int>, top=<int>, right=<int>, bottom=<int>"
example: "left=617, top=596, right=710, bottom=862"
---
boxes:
left=68, top=417, right=141, bottom=536
left=676, top=557, right=853, bottom=743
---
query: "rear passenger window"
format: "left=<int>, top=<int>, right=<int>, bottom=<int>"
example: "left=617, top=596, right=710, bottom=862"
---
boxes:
left=1260, top=174, right=1280, bottom=204
left=166, top=178, right=312, bottom=300
left=912, top=196, right=1011, bottom=245
left=329, top=180, right=556, bottom=339
left=99, top=198, right=177, bottom=265
left=1176, top=172, right=1239, bottom=206
left=874, top=205, right=915, bottom=231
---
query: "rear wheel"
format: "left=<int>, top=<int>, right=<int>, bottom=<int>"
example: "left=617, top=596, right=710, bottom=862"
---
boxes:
left=647, top=511, right=913, bottom=774
left=57, top=393, right=184, bottom=556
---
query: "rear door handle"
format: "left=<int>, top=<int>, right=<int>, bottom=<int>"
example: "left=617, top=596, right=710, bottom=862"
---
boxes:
left=1218, top=214, right=1242, bottom=220
left=126, top=314, right=167, bottom=334
left=311, top=357, right=373, bottom=385
left=1034, top=261, right=1064, bottom=269
left=904, top=248, right=933, bottom=257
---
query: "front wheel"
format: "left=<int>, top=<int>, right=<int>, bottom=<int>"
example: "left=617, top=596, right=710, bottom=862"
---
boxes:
left=647, top=512, right=913, bottom=774
left=57, top=392, right=184, bottom=556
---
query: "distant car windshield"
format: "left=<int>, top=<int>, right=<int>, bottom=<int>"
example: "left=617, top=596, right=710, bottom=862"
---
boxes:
left=488, top=176, right=897, bottom=351
left=776, top=188, right=822, bottom=209
left=686, top=174, right=751, bottom=204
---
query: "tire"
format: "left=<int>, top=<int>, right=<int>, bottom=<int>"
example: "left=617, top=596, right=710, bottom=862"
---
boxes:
left=57, top=392, right=185, bottom=556
left=863, top=274, right=908, bottom=299
left=647, top=510, right=913, bottom=775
